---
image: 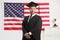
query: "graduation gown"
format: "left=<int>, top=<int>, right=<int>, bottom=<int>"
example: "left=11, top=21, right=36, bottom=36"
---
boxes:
left=22, top=15, right=42, bottom=40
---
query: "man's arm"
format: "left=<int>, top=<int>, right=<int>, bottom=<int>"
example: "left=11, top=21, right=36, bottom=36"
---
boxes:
left=22, top=17, right=31, bottom=39
left=22, top=17, right=27, bottom=34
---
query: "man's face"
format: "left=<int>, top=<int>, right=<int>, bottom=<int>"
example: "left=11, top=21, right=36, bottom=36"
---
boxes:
left=29, top=7, right=36, bottom=14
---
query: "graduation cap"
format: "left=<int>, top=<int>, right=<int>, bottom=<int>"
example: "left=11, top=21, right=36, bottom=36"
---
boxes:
left=27, top=1, right=40, bottom=14
left=27, top=1, right=38, bottom=7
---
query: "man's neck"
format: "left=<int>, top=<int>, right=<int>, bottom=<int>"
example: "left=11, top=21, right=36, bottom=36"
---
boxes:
left=30, top=13, right=36, bottom=17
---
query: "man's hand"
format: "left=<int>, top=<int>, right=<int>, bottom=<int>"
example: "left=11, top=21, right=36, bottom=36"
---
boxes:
left=24, top=33, right=31, bottom=39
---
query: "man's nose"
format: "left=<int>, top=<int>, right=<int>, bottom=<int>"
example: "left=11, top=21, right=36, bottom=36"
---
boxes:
left=31, top=10, right=34, bottom=12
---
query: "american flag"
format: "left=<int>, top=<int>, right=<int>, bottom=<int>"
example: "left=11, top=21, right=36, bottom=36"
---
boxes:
left=4, top=2, right=50, bottom=31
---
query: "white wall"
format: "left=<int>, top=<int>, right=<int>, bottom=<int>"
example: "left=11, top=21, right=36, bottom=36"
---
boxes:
left=45, top=27, right=60, bottom=40
left=50, top=0, right=60, bottom=27
left=0, top=0, right=60, bottom=40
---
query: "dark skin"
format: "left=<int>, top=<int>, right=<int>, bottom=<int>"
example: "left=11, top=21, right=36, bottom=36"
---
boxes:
left=24, top=6, right=36, bottom=39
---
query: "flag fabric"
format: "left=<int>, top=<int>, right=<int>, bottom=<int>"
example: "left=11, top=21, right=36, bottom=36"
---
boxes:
left=4, top=2, right=50, bottom=31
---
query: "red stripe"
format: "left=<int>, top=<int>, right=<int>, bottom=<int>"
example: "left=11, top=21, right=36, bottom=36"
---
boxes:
left=4, top=16, right=49, bottom=21
left=4, top=19, right=49, bottom=22
left=42, top=20, right=49, bottom=22
left=24, top=12, right=49, bottom=14
left=24, top=8, right=49, bottom=10
left=41, top=28, right=45, bottom=31
left=4, top=23, right=50, bottom=26
left=4, top=23, right=21, bottom=25
left=4, top=16, right=49, bottom=22
left=24, top=3, right=49, bottom=5
left=42, top=24, right=50, bottom=26
left=24, top=16, right=49, bottom=18
left=4, top=27, right=22, bottom=30
left=4, top=19, right=22, bottom=21
left=4, top=27, right=45, bottom=31
left=41, top=16, right=49, bottom=18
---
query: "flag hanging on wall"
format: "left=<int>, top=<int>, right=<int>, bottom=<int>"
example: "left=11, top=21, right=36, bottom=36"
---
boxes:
left=4, top=2, right=50, bottom=31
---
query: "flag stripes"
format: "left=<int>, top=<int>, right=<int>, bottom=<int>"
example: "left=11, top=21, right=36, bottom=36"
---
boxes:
left=4, top=2, right=50, bottom=31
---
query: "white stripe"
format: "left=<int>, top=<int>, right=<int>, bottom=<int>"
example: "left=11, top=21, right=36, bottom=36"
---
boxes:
left=4, top=24, right=50, bottom=28
left=4, top=26, right=49, bottom=28
left=24, top=6, right=49, bottom=8
left=41, top=26, right=50, bottom=28
left=24, top=14, right=49, bottom=16
left=42, top=22, right=50, bottom=24
left=4, top=25, right=22, bottom=27
left=37, top=6, right=49, bottom=8
left=24, top=10, right=49, bottom=12
left=40, top=14, right=49, bottom=16
left=42, top=27, right=45, bottom=28
left=42, top=17, right=49, bottom=19
left=4, top=17, right=49, bottom=20
left=42, top=26, right=50, bottom=28
left=4, top=21, right=22, bottom=23
left=4, top=17, right=24, bottom=20
left=4, top=20, right=49, bottom=24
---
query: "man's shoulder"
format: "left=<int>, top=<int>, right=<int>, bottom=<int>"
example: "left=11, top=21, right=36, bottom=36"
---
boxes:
left=35, top=15, right=41, bottom=18
left=23, top=16, right=29, bottom=20
left=24, top=16, right=29, bottom=18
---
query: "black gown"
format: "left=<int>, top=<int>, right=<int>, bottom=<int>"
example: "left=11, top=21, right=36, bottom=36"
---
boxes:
left=22, top=15, right=42, bottom=40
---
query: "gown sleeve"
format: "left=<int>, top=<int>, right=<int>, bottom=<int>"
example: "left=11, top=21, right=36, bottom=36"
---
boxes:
left=22, top=17, right=28, bottom=34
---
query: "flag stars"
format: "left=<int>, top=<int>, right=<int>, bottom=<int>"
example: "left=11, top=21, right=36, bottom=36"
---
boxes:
left=8, top=4, right=10, bottom=6
left=11, top=4, right=13, bottom=6
left=15, top=4, right=17, bottom=6
left=4, top=3, right=24, bottom=17
left=4, top=3, right=6, bottom=6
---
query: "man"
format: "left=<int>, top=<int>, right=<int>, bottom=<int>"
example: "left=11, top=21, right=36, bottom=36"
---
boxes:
left=22, top=1, right=42, bottom=40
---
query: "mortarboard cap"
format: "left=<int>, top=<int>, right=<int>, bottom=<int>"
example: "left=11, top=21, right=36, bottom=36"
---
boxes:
left=27, top=1, right=38, bottom=7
